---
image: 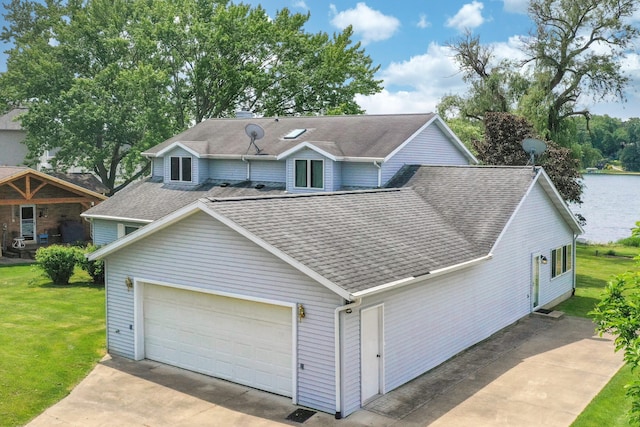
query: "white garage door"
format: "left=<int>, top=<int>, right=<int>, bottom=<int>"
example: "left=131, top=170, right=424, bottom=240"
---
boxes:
left=143, top=284, right=293, bottom=397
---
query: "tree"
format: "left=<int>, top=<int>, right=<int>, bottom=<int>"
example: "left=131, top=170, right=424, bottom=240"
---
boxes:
left=443, top=0, right=639, bottom=146
left=591, top=224, right=640, bottom=424
left=621, top=144, right=640, bottom=172
left=474, top=112, right=582, bottom=204
left=523, top=0, right=639, bottom=141
left=0, top=0, right=382, bottom=193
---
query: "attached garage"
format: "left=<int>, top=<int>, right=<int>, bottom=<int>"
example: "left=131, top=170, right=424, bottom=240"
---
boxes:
left=139, top=283, right=295, bottom=398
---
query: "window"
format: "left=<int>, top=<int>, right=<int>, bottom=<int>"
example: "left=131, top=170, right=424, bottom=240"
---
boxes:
left=117, top=224, right=140, bottom=239
left=551, top=243, right=572, bottom=278
left=294, top=159, right=323, bottom=189
left=170, top=156, right=192, bottom=182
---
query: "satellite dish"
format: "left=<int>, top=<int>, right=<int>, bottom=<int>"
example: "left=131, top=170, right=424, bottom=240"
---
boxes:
left=245, top=123, right=265, bottom=154
left=521, top=138, right=547, bottom=169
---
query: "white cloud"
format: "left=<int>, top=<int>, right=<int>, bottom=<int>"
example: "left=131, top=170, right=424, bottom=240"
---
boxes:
left=329, top=2, right=400, bottom=45
left=417, top=14, right=431, bottom=29
left=357, top=43, right=466, bottom=114
left=446, top=1, right=486, bottom=32
left=357, top=39, right=529, bottom=115
left=503, top=0, right=529, bottom=14
left=292, top=0, right=308, bottom=10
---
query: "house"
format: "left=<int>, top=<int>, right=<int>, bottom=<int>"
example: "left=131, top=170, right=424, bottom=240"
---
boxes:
left=0, top=107, right=89, bottom=172
left=81, top=113, right=477, bottom=244
left=0, top=167, right=107, bottom=253
left=89, top=162, right=582, bottom=418
left=0, top=108, right=28, bottom=167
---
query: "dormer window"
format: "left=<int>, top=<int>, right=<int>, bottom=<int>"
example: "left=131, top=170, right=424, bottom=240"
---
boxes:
left=170, top=156, right=192, bottom=182
left=295, top=159, right=323, bottom=189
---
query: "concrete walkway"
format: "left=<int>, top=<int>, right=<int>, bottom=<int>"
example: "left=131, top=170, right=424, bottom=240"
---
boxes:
left=27, top=315, right=622, bottom=427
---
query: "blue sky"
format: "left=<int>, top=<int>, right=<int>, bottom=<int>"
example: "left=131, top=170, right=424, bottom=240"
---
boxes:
left=1, top=0, right=638, bottom=119
left=247, top=0, right=640, bottom=120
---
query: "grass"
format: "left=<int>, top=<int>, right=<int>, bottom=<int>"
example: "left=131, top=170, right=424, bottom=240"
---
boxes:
left=551, top=243, right=638, bottom=427
left=0, top=264, right=105, bottom=427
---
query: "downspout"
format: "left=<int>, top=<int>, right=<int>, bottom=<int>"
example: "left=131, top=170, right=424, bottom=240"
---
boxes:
left=373, top=161, right=382, bottom=188
left=242, top=156, right=250, bottom=181
left=334, top=297, right=362, bottom=419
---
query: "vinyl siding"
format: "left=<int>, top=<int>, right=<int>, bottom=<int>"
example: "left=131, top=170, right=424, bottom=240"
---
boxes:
left=0, top=130, right=28, bottom=166
left=341, top=162, right=378, bottom=188
left=341, top=309, right=361, bottom=416
left=208, top=159, right=247, bottom=181
left=103, top=211, right=341, bottom=413
left=339, top=179, right=575, bottom=416
left=381, top=124, right=469, bottom=184
left=249, top=160, right=286, bottom=182
left=152, top=158, right=163, bottom=178
left=92, top=219, right=147, bottom=246
left=197, top=157, right=208, bottom=183
left=286, top=149, right=336, bottom=193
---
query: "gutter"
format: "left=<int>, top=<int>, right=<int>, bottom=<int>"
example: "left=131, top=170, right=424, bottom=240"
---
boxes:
left=242, top=156, right=250, bottom=180
left=80, top=213, right=154, bottom=224
left=373, top=161, right=382, bottom=187
left=351, top=254, right=493, bottom=298
left=334, top=297, right=362, bottom=419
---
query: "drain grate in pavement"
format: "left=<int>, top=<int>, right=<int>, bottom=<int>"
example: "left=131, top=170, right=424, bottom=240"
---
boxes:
left=286, top=408, right=316, bottom=423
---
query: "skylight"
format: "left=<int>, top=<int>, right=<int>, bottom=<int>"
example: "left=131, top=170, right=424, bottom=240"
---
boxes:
left=284, top=129, right=306, bottom=139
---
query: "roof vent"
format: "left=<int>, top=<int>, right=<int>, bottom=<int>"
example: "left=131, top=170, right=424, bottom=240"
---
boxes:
left=284, top=128, right=306, bottom=139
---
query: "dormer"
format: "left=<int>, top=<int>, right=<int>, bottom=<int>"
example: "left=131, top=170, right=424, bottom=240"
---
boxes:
left=153, top=142, right=207, bottom=185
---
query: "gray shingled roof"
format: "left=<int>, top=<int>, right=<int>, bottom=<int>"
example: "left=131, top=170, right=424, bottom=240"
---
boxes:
left=82, top=178, right=285, bottom=221
left=202, top=166, right=537, bottom=294
left=142, top=114, right=437, bottom=159
left=50, top=172, right=109, bottom=195
left=388, top=165, right=536, bottom=251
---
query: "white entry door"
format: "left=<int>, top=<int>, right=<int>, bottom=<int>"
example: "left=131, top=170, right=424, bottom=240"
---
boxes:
left=361, top=305, right=383, bottom=404
left=143, top=284, right=293, bottom=397
left=532, top=254, right=541, bottom=310
left=20, top=205, right=35, bottom=240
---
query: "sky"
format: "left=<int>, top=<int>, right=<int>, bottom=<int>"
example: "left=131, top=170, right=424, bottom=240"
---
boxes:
left=0, top=0, right=638, bottom=120
left=243, top=0, right=640, bottom=120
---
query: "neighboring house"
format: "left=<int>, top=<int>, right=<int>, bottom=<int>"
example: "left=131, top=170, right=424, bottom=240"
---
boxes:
left=0, top=167, right=107, bottom=252
left=81, top=113, right=477, bottom=244
left=0, top=108, right=28, bottom=167
left=0, top=108, right=87, bottom=173
left=89, top=164, right=582, bottom=418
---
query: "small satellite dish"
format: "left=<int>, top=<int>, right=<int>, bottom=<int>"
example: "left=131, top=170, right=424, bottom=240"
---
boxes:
left=521, top=138, right=547, bottom=169
left=245, top=123, right=265, bottom=154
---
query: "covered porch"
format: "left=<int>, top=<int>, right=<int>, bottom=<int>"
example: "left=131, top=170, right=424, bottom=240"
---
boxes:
left=0, top=167, right=107, bottom=258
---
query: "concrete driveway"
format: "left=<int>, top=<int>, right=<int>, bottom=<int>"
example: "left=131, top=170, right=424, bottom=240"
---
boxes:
left=27, top=315, right=622, bottom=427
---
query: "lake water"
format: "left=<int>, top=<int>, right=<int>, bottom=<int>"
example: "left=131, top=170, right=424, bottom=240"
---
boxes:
left=571, top=174, right=640, bottom=243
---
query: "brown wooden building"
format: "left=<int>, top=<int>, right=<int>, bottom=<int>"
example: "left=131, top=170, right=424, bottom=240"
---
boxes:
left=1, top=167, right=107, bottom=250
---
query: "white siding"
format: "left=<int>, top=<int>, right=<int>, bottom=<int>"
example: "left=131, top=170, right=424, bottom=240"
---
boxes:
left=381, top=125, right=469, bottom=184
left=340, top=180, right=575, bottom=416
left=341, top=310, right=361, bottom=416
left=103, top=211, right=341, bottom=413
left=208, top=159, right=247, bottom=181
left=341, top=162, right=378, bottom=188
left=285, top=149, right=337, bottom=193
left=249, top=160, right=286, bottom=182
left=152, top=158, right=163, bottom=178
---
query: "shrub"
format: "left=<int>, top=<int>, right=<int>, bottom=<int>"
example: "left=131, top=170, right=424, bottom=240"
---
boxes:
left=618, top=236, right=640, bottom=247
left=35, top=245, right=80, bottom=285
left=77, top=244, right=104, bottom=284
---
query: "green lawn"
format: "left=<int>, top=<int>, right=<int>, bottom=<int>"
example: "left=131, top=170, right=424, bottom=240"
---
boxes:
left=551, top=244, right=638, bottom=427
left=0, top=263, right=105, bottom=427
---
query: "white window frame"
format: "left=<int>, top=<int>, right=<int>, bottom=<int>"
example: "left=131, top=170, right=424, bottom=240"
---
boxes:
left=293, top=158, right=324, bottom=190
left=169, top=156, right=193, bottom=183
left=551, top=243, right=573, bottom=279
left=117, top=223, right=141, bottom=239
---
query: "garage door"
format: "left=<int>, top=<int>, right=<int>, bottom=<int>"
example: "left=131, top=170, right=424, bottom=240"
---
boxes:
left=143, top=284, right=293, bottom=397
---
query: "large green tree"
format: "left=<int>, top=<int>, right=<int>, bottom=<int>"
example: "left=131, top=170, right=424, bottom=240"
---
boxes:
left=442, top=0, right=639, bottom=146
left=0, top=0, right=382, bottom=193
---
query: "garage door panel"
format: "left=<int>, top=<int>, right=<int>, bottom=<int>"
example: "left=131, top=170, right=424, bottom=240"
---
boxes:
left=143, top=285, right=293, bottom=397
